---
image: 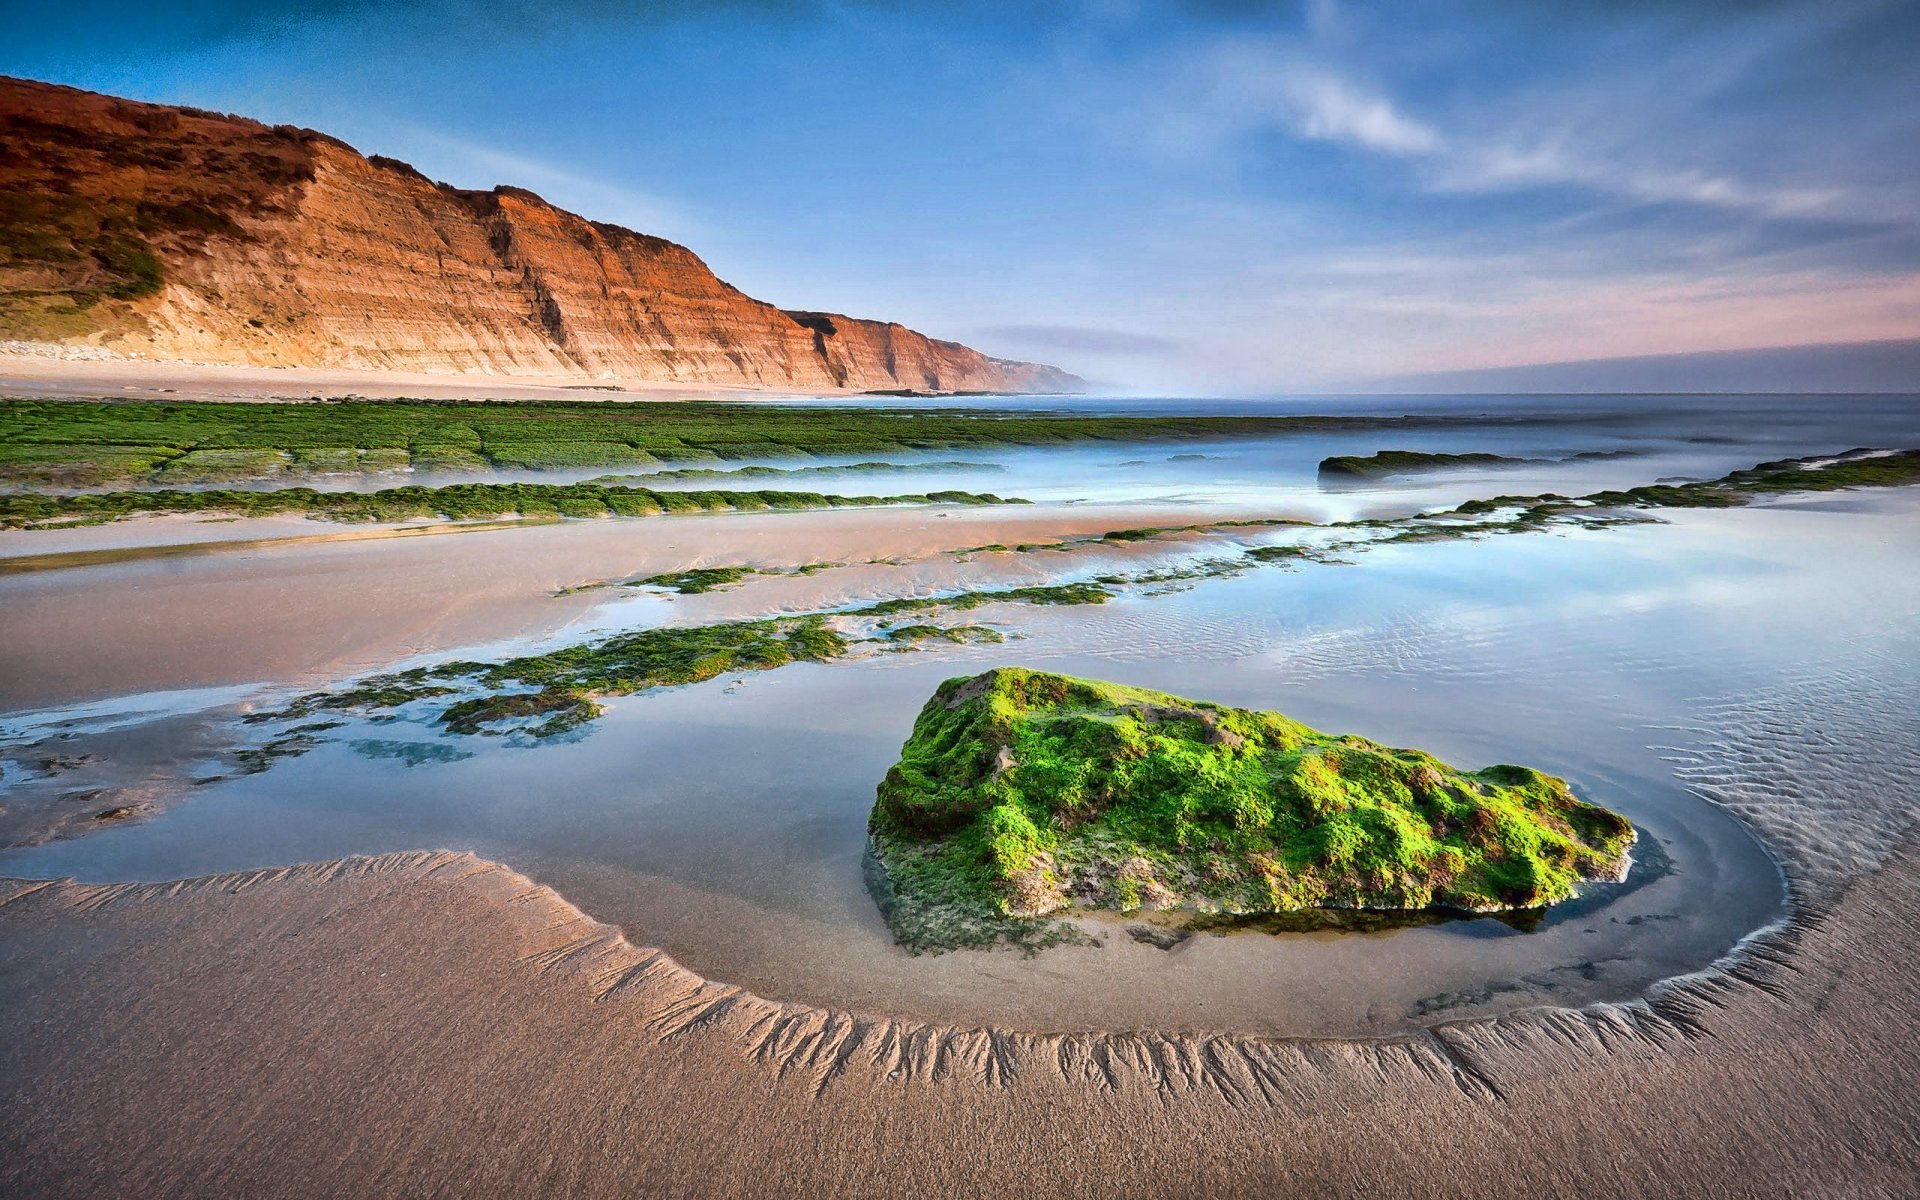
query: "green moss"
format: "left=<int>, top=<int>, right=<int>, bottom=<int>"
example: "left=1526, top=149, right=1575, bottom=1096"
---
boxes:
left=1320, top=450, right=1530, bottom=479
left=881, top=624, right=1007, bottom=645
left=232, top=727, right=331, bottom=774
left=0, top=481, right=1026, bottom=530
left=635, top=566, right=757, bottom=594
left=242, top=585, right=1121, bottom=751
left=441, top=689, right=604, bottom=737
left=156, top=447, right=292, bottom=483
left=1243, top=544, right=1314, bottom=562
left=853, top=582, right=1113, bottom=617
left=868, top=668, right=1635, bottom=951
left=587, top=460, right=1001, bottom=485
left=0, top=397, right=1427, bottom=488
left=458, top=614, right=850, bottom=700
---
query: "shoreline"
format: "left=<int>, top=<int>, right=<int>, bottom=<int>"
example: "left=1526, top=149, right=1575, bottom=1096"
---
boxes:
left=0, top=845, right=1802, bottom=1064
left=0, top=500, right=1276, bottom=713
left=0, top=350, right=1073, bottom=405
left=8, top=838, right=1908, bottom=1196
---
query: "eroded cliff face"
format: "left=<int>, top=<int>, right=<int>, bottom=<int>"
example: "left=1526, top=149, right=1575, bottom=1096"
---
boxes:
left=0, top=78, right=1077, bottom=392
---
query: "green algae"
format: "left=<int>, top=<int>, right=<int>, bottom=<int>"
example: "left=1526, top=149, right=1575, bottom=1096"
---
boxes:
left=586, top=460, right=1002, bottom=485
left=205, top=449, right=1920, bottom=772
left=852, top=582, right=1113, bottom=617
left=634, top=566, right=758, bottom=594
left=1319, top=450, right=1530, bottom=479
left=0, top=482, right=1025, bottom=530
left=867, top=668, right=1636, bottom=952
left=442, top=689, right=604, bottom=738
left=881, top=624, right=1007, bottom=646
left=0, top=396, right=1440, bottom=488
left=234, top=583, right=1127, bottom=759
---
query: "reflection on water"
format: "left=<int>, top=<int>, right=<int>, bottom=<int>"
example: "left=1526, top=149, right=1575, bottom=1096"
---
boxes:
left=60, top=393, right=1920, bottom=523
left=0, top=394, right=1914, bottom=1037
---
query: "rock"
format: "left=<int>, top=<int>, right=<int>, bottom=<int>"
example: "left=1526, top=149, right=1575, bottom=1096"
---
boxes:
left=867, top=667, right=1637, bottom=949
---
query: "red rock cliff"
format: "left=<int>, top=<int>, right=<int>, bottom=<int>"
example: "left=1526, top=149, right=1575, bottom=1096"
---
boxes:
left=0, top=78, right=1077, bottom=392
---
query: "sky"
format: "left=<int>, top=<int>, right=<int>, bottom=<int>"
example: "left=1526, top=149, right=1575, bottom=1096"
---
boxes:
left=6, top=0, right=1919, bottom=391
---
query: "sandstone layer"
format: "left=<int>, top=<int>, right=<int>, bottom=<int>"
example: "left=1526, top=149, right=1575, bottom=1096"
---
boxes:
left=0, top=78, right=1076, bottom=393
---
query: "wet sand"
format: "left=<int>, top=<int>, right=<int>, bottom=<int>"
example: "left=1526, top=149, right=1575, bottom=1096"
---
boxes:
left=4, top=392, right=1916, bottom=1191
left=0, top=502, right=1257, bottom=712
left=2, top=839, right=1914, bottom=1197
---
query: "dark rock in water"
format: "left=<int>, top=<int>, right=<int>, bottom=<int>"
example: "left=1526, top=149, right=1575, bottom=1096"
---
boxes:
left=1126, top=924, right=1193, bottom=950
left=1318, top=450, right=1532, bottom=480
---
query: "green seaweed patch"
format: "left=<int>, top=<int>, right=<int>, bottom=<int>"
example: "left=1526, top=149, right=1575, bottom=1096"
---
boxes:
left=1243, top=544, right=1315, bottom=562
left=1725, top=449, right=1920, bottom=493
left=442, top=689, right=604, bottom=738
left=587, top=460, right=1003, bottom=485
left=239, top=584, right=1130, bottom=754
left=0, top=397, right=1438, bottom=490
left=634, top=566, right=758, bottom=594
left=853, top=581, right=1114, bottom=617
left=881, top=624, right=1008, bottom=646
left=0, top=481, right=1027, bottom=530
left=246, top=675, right=459, bottom=724
left=232, top=723, right=338, bottom=774
left=1320, top=450, right=1531, bottom=480
left=466, top=615, right=848, bottom=698
left=867, top=668, right=1635, bottom=952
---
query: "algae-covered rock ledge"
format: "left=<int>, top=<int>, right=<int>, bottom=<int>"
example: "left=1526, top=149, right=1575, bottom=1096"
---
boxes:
left=868, top=668, right=1635, bottom=952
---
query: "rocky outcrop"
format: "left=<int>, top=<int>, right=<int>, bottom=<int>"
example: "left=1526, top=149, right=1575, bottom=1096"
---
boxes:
left=0, top=77, right=1077, bottom=392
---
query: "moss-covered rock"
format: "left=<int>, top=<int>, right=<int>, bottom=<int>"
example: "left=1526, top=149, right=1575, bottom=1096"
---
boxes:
left=868, top=668, right=1634, bottom=951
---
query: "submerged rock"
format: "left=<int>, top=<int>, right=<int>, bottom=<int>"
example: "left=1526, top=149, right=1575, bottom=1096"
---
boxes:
left=868, top=668, right=1634, bottom=951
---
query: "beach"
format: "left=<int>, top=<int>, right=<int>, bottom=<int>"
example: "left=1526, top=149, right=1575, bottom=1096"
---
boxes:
left=2, top=392, right=1917, bottom=1194
left=3, top=834, right=1914, bottom=1197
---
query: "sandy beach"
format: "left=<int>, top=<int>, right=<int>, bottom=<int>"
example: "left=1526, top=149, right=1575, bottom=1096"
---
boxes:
left=0, top=349, right=810, bottom=404
left=2, top=835, right=1914, bottom=1198
left=0, top=502, right=1278, bottom=713
left=4, top=396, right=1916, bottom=1194
left=4, top=498, right=1916, bottom=1195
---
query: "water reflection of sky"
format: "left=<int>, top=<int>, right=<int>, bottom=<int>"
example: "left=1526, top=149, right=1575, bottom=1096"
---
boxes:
left=130, top=394, right=1919, bottom=515
left=12, top=491, right=1913, bottom=1034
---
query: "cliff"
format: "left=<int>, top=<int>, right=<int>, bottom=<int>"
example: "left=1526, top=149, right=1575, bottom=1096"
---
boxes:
left=0, top=77, right=1077, bottom=393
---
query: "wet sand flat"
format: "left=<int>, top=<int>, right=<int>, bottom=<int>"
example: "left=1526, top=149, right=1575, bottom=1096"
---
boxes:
left=0, top=502, right=1244, bottom=711
left=4, top=392, right=1915, bottom=1193
left=2, top=843, right=1915, bottom=1198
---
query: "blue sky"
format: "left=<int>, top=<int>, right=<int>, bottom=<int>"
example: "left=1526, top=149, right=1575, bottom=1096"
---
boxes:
left=7, top=0, right=1918, bottom=390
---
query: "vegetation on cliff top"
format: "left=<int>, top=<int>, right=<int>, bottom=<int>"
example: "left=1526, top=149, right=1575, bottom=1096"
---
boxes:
left=868, top=668, right=1635, bottom=952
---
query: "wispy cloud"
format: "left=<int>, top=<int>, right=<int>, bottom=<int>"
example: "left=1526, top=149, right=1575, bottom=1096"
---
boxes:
left=1273, top=68, right=1437, bottom=155
left=1149, top=1, right=1911, bottom=225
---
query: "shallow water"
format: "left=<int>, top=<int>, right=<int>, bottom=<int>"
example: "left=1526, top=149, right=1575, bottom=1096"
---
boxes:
left=52, top=392, right=1920, bottom=521
left=1, top=394, right=1915, bottom=1037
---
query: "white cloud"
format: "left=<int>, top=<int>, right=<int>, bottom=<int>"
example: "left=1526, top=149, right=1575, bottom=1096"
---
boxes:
left=1278, top=69, right=1438, bottom=155
left=1153, top=3, right=1904, bottom=225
